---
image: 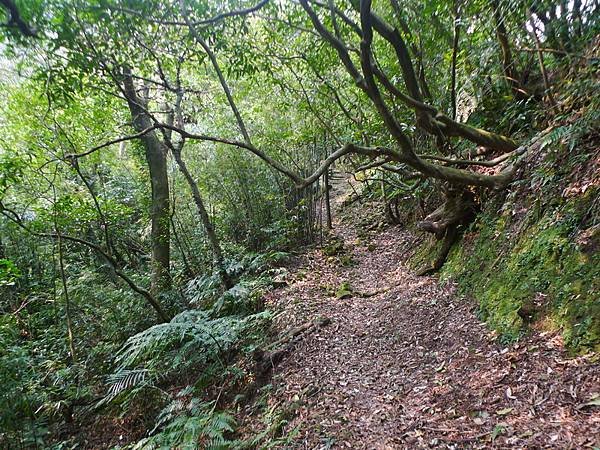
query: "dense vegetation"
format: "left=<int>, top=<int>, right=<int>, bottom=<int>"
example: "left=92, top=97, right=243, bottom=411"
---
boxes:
left=0, top=0, right=598, bottom=447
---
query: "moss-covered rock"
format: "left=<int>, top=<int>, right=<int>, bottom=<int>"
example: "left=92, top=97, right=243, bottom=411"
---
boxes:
left=335, top=282, right=353, bottom=299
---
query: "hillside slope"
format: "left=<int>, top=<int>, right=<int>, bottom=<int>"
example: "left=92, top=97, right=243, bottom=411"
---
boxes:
left=407, top=42, right=600, bottom=353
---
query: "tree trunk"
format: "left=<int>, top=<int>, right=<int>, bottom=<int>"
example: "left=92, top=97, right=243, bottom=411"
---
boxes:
left=491, top=0, right=527, bottom=99
left=324, top=169, right=333, bottom=229
left=416, top=187, right=476, bottom=274
left=417, top=225, right=459, bottom=276
left=172, top=148, right=233, bottom=290
left=121, top=70, right=171, bottom=295
left=450, top=1, right=460, bottom=119
left=416, top=188, right=476, bottom=239
left=528, top=17, right=558, bottom=109
left=55, top=222, right=76, bottom=363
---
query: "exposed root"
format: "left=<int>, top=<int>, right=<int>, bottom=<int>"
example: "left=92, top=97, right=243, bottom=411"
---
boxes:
left=253, top=316, right=331, bottom=380
left=417, top=225, right=459, bottom=276
left=417, top=189, right=476, bottom=237
left=385, top=196, right=402, bottom=224
left=417, top=188, right=477, bottom=275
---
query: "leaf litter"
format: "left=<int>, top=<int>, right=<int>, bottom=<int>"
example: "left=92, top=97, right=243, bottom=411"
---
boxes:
left=238, top=178, right=599, bottom=449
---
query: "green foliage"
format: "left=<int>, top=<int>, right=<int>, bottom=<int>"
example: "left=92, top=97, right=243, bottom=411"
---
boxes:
left=107, top=310, right=270, bottom=394
left=0, top=155, right=25, bottom=194
left=335, top=281, right=353, bottom=299
left=1, top=0, right=599, bottom=446
left=0, top=315, right=38, bottom=442
left=99, top=308, right=271, bottom=448
left=130, top=393, right=236, bottom=450
left=184, top=251, right=289, bottom=314
left=322, top=239, right=345, bottom=257
left=234, top=384, right=301, bottom=449
left=0, top=258, right=21, bottom=286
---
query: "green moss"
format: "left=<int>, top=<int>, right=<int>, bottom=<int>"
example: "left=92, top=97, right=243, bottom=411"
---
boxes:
left=323, top=239, right=344, bottom=256
left=408, top=92, right=600, bottom=352
left=335, top=282, right=353, bottom=299
left=435, top=194, right=600, bottom=353
left=339, top=255, right=356, bottom=267
left=408, top=235, right=441, bottom=270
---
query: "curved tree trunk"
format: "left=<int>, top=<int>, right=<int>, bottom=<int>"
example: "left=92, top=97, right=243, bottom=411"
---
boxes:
left=417, top=188, right=476, bottom=238
left=417, top=225, right=459, bottom=276
left=417, top=188, right=476, bottom=274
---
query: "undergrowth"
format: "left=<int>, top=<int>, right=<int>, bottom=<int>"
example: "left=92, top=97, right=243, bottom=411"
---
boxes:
left=88, top=251, right=293, bottom=449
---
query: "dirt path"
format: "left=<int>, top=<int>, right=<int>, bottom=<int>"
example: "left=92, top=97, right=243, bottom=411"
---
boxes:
left=256, top=177, right=599, bottom=449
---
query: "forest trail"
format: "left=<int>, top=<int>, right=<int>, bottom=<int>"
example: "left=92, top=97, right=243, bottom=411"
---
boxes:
left=251, top=175, right=600, bottom=449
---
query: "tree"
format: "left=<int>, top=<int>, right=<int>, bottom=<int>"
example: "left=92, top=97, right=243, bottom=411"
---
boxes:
left=0, top=0, right=37, bottom=36
left=121, top=69, right=171, bottom=294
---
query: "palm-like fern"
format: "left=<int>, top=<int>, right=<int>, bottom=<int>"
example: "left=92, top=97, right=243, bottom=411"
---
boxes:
left=102, top=310, right=271, bottom=405
left=131, top=397, right=236, bottom=450
left=108, top=368, right=148, bottom=395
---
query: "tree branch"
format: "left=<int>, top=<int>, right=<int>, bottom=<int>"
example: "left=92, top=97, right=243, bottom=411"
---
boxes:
left=0, top=204, right=170, bottom=322
left=420, top=145, right=526, bottom=167
left=300, top=0, right=516, bottom=188
left=0, top=0, right=37, bottom=37
left=112, top=0, right=269, bottom=27
left=64, top=126, right=160, bottom=159
left=160, top=120, right=399, bottom=188
left=180, top=0, right=252, bottom=144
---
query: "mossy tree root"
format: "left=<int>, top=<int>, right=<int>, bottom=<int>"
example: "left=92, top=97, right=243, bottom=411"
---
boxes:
left=417, top=188, right=477, bottom=275
left=417, top=225, right=459, bottom=276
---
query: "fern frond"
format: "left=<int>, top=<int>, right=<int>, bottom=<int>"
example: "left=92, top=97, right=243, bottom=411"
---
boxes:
left=106, top=368, right=148, bottom=397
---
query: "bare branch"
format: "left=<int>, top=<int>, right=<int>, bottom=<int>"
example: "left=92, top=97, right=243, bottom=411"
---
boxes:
left=191, top=0, right=269, bottom=26
left=65, top=126, right=159, bottom=159
left=300, top=0, right=365, bottom=87
left=310, top=0, right=362, bottom=36
left=160, top=120, right=399, bottom=188
left=180, top=0, right=251, bottom=143
left=420, top=146, right=526, bottom=167
left=112, top=0, right=269, bottom=27
left=358, top=0, right=416, bottom=158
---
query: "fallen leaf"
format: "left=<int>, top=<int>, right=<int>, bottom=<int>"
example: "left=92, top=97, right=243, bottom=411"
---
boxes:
left=496, top=407, right=513, bottom=416
left=577, top=393, right=600, bottom=409
left=506, top=387, right=516, bottom=399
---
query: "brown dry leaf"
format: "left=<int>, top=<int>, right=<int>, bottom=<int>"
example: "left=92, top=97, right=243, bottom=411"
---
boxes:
left=238, top=178, right=600, bottom=450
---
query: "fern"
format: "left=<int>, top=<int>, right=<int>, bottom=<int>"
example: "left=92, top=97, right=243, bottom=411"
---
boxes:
left=185, top=273, right=223, bottom=306
left=244, top=251, right=290, bottom=273
left=130, top=397, right=237, bottom=450
left=116, top=310, right=234, bottom=370
left=185, top=251, right=290, bottom=310
left=101, top=310, right=271, bottom=406
left=540, top=126, right=573, bottom=151
left=107, top=369, right=148, bottom=396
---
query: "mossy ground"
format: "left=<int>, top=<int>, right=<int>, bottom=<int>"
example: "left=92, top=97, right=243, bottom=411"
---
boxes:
left=411, top=131, right=600, bottom=353
left=419, top=184, right=600, bottom=353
